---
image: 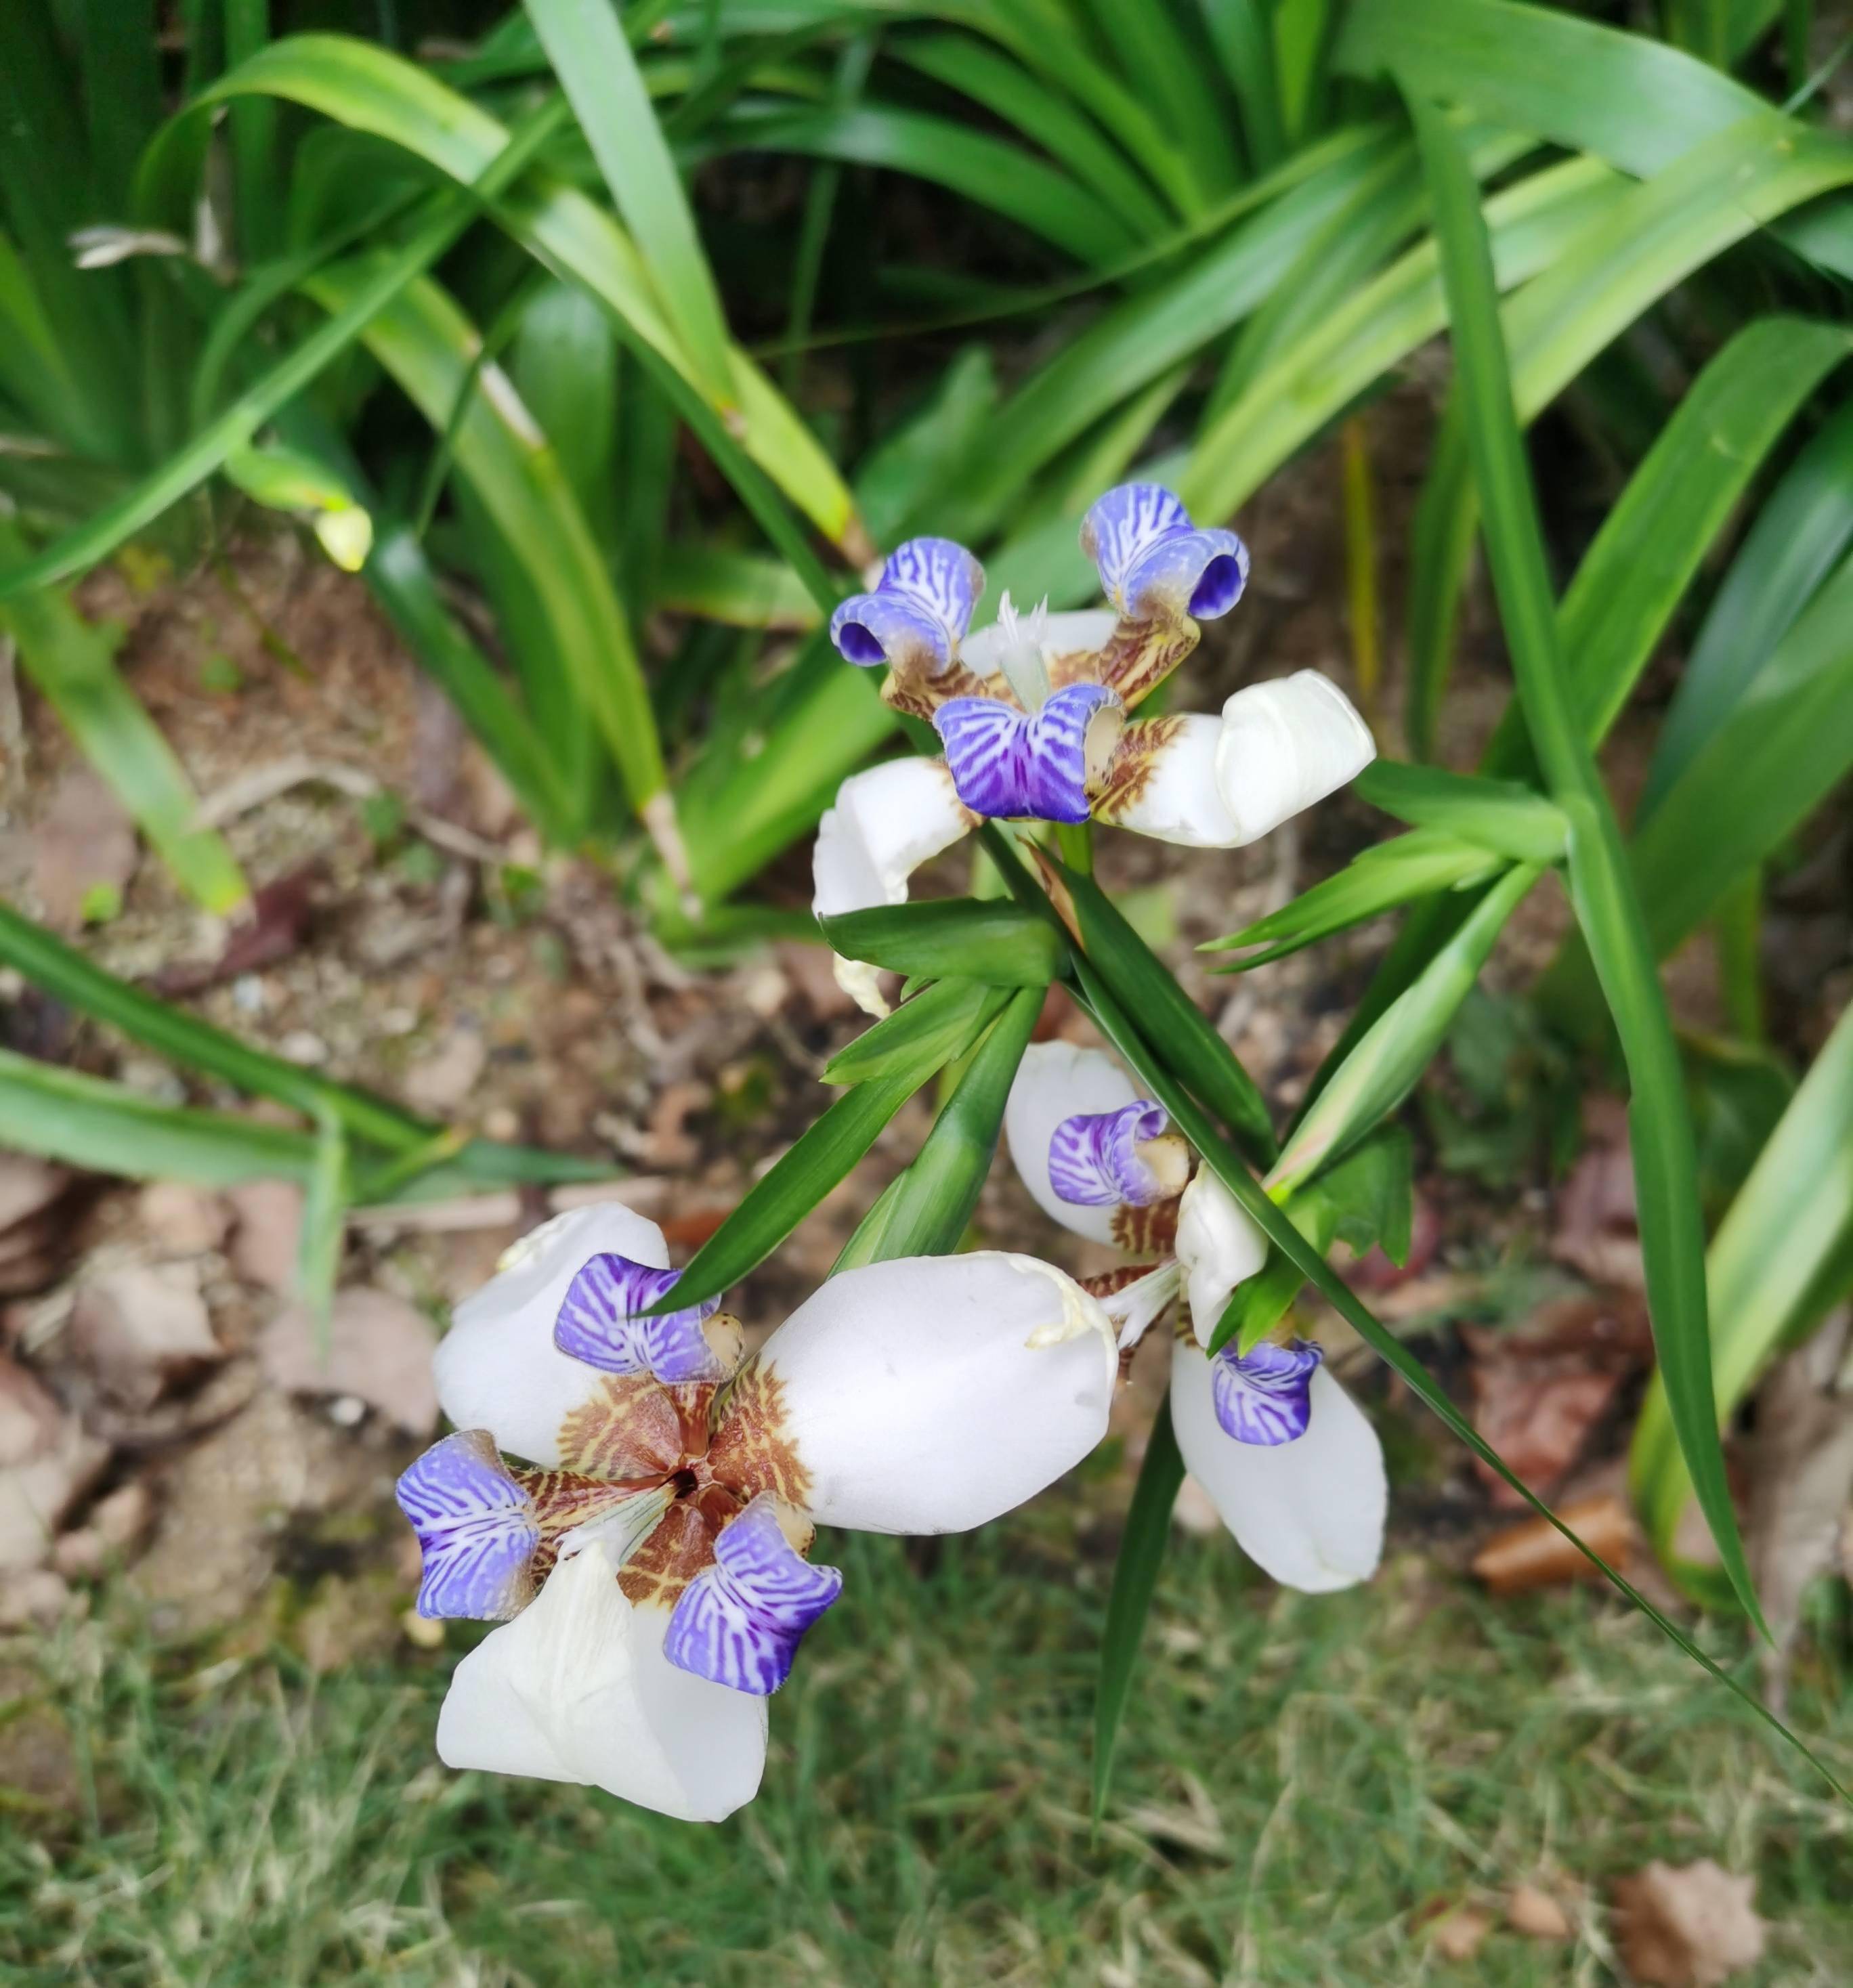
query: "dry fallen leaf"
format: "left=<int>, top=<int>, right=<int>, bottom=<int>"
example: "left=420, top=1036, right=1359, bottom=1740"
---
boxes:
left=1506, top=1882, right=1573, bottom=1941
left=1472, top=1492, right=1634, bottom=1596
left=0, top=1354, right=110, bottom=1574
left=226, top=1179, right=304, bottom=1293
left=259, top=1286, right=439, bottom=1437
left=1552, top=1094, right=1643, bottom=1290
left=0, top=1154, right=79, bottom=1297
left=1611, top=1859, right=1766, bottom=1987
left=1745, top=1310, right=1853, bottom=1714
left=30, top=768, right=137, bottom=930
left=153, top=869, right=318, bottom=994
left=137, top=1182, right=231, bottom=1256
left=69, top=1261, right=221, bottom=1411
left=403, top=1027, right=487, bottom=1116
left=1466, top=1294, right=1652, bottom=1509
left=1424, top=1902, right=1493, bottom=1962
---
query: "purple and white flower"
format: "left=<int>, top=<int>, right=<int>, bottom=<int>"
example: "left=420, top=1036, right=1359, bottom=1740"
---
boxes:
left=398, top=1204, right=1116, bottom=1821
left=813, top=482, right=1375, bottom=1014
left=1002, top=1042, right=1386, bottom=1595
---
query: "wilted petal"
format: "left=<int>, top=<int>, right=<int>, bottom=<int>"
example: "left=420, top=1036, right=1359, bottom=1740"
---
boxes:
left=811, top=757, right=977, bottom=1016
left=1171, top=1343, right=1386, bottom=1593
left=1096, top=673, right=1373, bottom=847
left=830, top=536, right=983, bottom=674
left=664, top=1495, right=842, bottom=1694
left=553, top=1254, right=736, bottom=1385
left=435, top=1538, right=768, bottom=1821
left=396, top=1429, right=540, bottom=1620
left=754, top=1253, right=1115, bottom=1533
left=934, top=682, right=1122, bottom=822
left=1005, top=1042, right=1146, bottom=1245
left=1211, top=1339, right=1321, bottom=1446
left=1081, top=483, right=1248, bottom=622
left=1174, top=1167, right=1269, bottom=1346
left=434, top=1205, right=674, bottom=1469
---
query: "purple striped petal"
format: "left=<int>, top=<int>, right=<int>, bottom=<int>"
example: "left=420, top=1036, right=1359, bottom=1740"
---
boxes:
left=664, top=1496, right=843, bottom=1695
left=829, top=536, right=983, bottom=674
left=396, top=1429, right=540, bottom=1620
left=1210, top=1339, right=1323, bottom=1447
left=1081, top=482, right=1249, bottom=622
left=1048, top=1100, right=1172, bottom=1206
left=934, top=681, right=1119, bottom=822
left=553, top=1253, right=727, bottom=1385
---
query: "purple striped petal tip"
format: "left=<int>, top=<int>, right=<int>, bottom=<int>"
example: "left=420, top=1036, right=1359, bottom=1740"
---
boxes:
left=829, top=536, right=983, bottom=674
left=1080, top=482, right=1249, bottom=622
left=1210, top=1339, right=1323, bottom=1447
left=554, top=1253, right=731, bottom=1385
left=933, top=681, right=1120, bottom=822
left=396, top=1429, right=540, bottom=1620
left=663, top=1496, right=843, bottom=1695
left=1048, top=1100, right=1172, bottom=1207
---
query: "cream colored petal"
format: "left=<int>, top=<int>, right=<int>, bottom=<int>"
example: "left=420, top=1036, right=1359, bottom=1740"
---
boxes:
left=1002, top=1040, right=1145, bottom=1246
left=1211, top=672, right=1375, bottom=845
left=435, top=1539, right=767, bottom=1821
left=758, top=1253, right=1115, bottom=1534
left=1097, top=714, right=1243, bottom=846
left=433, top=1204, right=671, bottom=1468
left=1174, top=1168, right=1269, bottom=1347
left=964, top=608, right=1117, bottom=680
left=1170, top=1345, right=1386, bottom=1592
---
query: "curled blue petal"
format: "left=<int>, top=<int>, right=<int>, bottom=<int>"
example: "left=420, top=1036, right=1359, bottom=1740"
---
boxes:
left=396, top=1429, right=540, bottom=1620
left=1210, top=1339, right=1323, bottom=1447
left=1081, top=482, right=1250, bottom=622
left=1048, top=1100, right=1172, bottom=1207
left=829, top=536, right=983, bottom=674
left=934, top=681, right=1120, bottom=822
left=554, top=1252, right=729, bottom=1385
left=664, top=1496, right=843, bottom=1695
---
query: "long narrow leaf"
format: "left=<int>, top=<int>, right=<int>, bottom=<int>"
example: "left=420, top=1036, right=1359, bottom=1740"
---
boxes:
left=526, top=0, right=738, bottom=408
left=1092, top=1402, right=1184, bottom=1821
left=1408, top=89, right=1762, bottom=1629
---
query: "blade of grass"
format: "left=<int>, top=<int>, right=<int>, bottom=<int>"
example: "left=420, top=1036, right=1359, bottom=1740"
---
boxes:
left=295, top=1112, right=348, bottom=1327
left=1408, top=87, right=1762, bottom=1630
left=300, top=261, right=668, bottom=827
left=525, top=0, right=738, bottom=409
left=224, top=0, right=280, bottom=262
left=0, top=525, right=249, bottom=915
left=1633, top=1001, right=1853, bottom=1595
left=1337, top=0, right=1853, bottom=280
left=0, top=98, right=570, bottom=597
left=1092, top=1398, right=1185, bottom=1821
left=1646, top=387, right=1853, bottom=809
left=819, top=899, right=1065, bottom=988
left=0, top=1047, right=314, bottom=1186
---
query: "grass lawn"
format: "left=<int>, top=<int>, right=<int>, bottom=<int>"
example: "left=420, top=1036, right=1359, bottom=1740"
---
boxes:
left=5, top=1505, right=1849, bottom=1987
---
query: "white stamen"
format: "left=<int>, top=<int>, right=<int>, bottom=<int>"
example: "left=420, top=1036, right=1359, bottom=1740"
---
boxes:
left=994, top=590, right=1054, bottom=712
left=1099, top=1259, right=1184, bottom=1351
left=557, top=1483, right=673, bottom=1565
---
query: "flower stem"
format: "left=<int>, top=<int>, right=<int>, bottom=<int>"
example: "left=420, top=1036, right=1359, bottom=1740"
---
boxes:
left=1055, top=820, right=1094, bottom=876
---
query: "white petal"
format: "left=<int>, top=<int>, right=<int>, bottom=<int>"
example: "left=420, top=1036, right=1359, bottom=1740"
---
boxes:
left=1174, top=1169, right=1268, bottom=1347
left=811, top=758, right=976, bottom=1020
left=435, top=1539, right=767, bottom=1821
left=1003, top=1041, right=1143, bottom=1245
left=964, top=608, right=1117, bottom=679
left=758, top=1253, right=1114, bottom=1534
left=810, top=758, right=973, bottom=919
left=433, top=1204, right=672, bottom=1468
left=1170, top=1345, right=1385, bottom=1592
left=1212, top=672, right=1375, bottom=845
left=1102, top=713, right=1241, bottom=845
